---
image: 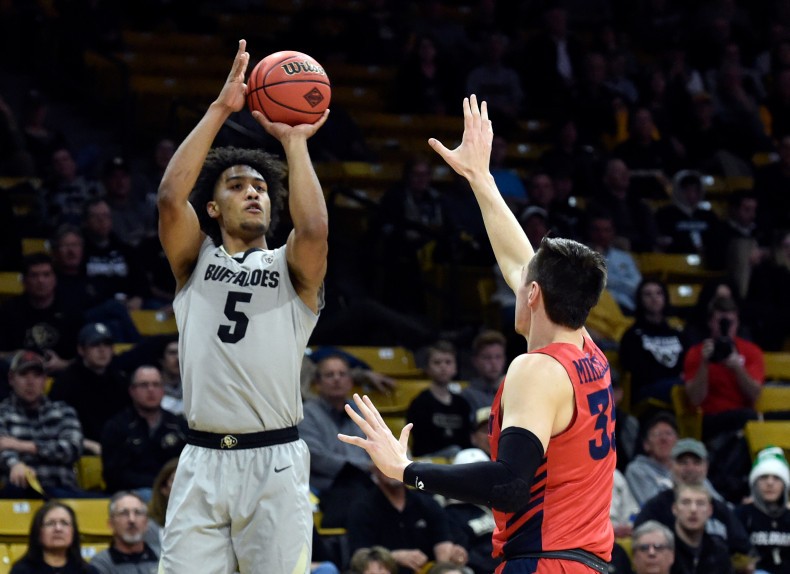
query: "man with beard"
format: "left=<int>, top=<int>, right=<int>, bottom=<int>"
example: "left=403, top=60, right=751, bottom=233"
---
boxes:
left=91, top=491, right=159, bottom=573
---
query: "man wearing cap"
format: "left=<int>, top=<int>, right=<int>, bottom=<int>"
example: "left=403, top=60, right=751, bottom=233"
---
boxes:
left=634, top=437, right=752, bottom=557
left=0, top=350, right=95, bottom=498
left=734, top=446, right=790, bottom=574
left=49, top=322, right=130, bottom=455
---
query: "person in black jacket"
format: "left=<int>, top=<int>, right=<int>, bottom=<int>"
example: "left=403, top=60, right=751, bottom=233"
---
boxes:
left=100, top=365, right=187, bottom=499
left=619, top=278, right=686, bottom=406
left=670, top=483, right=735, bottom=574
left=48, top=322, right=130, bottom=455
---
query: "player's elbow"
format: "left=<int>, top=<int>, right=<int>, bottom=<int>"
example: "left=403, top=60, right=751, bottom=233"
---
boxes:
left=488, top=478, right=533, bottom=513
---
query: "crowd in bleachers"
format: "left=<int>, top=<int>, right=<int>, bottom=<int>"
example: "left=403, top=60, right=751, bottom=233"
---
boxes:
left=1, top=0, right=790, bottom=573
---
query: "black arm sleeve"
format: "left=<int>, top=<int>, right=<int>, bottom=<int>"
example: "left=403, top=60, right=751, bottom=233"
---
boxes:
left=402, top=427, right=544, bottom=512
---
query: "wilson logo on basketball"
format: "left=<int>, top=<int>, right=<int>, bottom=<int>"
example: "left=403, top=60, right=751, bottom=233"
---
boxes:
left=281, top=61, right=326, bottom=76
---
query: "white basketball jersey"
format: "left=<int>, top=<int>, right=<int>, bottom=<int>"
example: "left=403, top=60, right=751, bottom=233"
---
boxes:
left=174, top=238, right=320, bottom=433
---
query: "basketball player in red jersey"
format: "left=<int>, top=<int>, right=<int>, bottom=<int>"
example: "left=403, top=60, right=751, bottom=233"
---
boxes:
left=339, top=95, right=615, bottom=574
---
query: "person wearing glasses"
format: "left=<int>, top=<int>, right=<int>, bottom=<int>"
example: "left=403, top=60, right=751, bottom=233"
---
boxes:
left=630, top=520, right=674, bottom=574
left=91, top=491, right=159, bottom=574
left=10, top=500, right=99, bottom=573
left=100, top=365, right=187, bottom=500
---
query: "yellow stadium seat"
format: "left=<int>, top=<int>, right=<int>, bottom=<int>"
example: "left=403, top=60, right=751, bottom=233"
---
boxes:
left=634, top=253, right=723, bottom=283
left=755, top=385, right=790, bottom=417
left=363, top=379, right=432, bottom=415
left=667, top=283, right=702, bottom=309
left=671, top=385, right=702, bottom=440
left=0, top=500, right=42, bottom=542
left=58, top=499, right=111, bottom=541
left=21, top=238, right=49, bottom=255
left=0, top=543, right=12, bottom=574
left=336, top=346, right=423, bottom=379
left=75, top=456, right=106, bottom=492
left=6, top=543, right=26, bottom=563
left=744, top=420, right=790, bottom=460
left=0, top=272, right=22, bottom=299
left=763, top=352, right=790, bottom=383
left=130, top=310, right=178, bottom=336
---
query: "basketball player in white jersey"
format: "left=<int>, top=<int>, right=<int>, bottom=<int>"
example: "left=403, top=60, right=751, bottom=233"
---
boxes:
left=156, top=39, right=329, bottom=574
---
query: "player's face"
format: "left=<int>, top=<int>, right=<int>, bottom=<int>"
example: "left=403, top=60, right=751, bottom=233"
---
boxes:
left=755, top=474, right=784, bottom=503
left=672, top=489, right=711, bottom=532
left=632, top=530, right=674, bottom=573
left=39, top=507, right=74, bottom=552
left=211, top=165, right=271, bottom=238
left=426, top=351, right=457, bottom=385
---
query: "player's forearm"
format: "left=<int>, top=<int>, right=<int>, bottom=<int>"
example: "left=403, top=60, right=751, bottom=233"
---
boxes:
left=283, top=136, right=328, bottom=236
left=468, top=172, right=534, bottom=291
left=159, top=102, right=234, bottom=204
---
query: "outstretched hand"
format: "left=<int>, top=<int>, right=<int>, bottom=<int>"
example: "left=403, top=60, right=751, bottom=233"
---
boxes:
left=338, top=393, right=413, bottom=482
left=428, top=94, right=493, bottom=182
left=215, top=39, right=250, bottom=113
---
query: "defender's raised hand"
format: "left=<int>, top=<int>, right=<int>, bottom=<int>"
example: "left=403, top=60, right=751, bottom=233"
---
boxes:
left=428, top=95, right=494, bottom=182
left=338, top=393, right=413, bottom=482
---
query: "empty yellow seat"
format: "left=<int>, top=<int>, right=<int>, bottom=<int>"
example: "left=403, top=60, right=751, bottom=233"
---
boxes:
left=0, top=500, right=42, bottom=543
left=755, top=385, right=790, bottom=416
left=744, top=420, right=790, bottom=460
left=671, top=385, right=703, bottom=440
left=130, top=310, right=178, bottom=336
left=764, top=352, right=790, bottom=383
left=335, top=346, right=423, bottom=379
left=58, top=499, right=112, bottom=541
left=75, top=456, right=106, bottom=492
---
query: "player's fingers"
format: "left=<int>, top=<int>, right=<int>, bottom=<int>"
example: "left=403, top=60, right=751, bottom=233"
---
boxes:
left=351, top=394, right=382, bottom=430
left=312, top=108, right=330, bottom=130
left=337, top=433, right=366, bottom=448
left=481, top=100, right=489, bottom=123
left=398, top=423, right=413, bottom=449
left=344, top=401, right=374, bottom=435
left=428, top=137, right=451, bottom=158
left=361, top=394, right=389, bottom=430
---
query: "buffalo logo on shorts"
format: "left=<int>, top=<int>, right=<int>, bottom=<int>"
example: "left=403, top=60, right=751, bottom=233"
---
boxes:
left=220, top=434, right=238, bottom=449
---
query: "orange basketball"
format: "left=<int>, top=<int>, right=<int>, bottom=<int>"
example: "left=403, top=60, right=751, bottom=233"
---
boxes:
left=246, top=50, right=331, bottom=126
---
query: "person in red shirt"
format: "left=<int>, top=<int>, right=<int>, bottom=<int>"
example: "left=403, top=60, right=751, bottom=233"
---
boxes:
left=684, top=295, right=764, bottom=442
left=340, top=95, right=614, bottom=574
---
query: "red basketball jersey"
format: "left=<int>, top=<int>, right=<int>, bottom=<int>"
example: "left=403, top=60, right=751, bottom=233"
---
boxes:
left=489, top=336, right=615, bottom=563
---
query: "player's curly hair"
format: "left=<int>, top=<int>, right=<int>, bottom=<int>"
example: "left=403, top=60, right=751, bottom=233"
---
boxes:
left=190, top=147, right=287, bottom=246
